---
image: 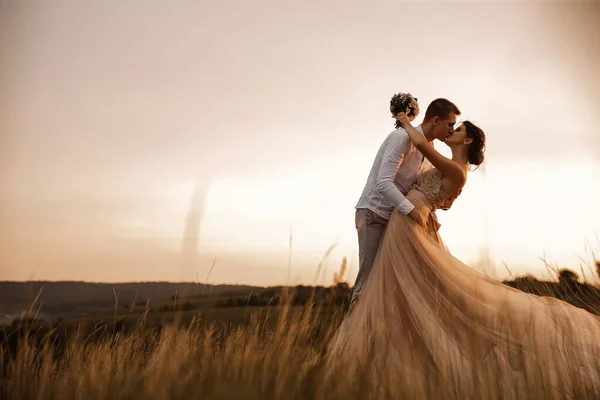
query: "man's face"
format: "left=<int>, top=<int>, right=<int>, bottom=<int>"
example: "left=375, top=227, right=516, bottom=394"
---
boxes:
left=433, top=113, right=458, bottom=141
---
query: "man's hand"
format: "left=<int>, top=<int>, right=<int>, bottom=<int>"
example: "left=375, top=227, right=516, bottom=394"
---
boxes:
left=407, top=208, right=422, bottom=224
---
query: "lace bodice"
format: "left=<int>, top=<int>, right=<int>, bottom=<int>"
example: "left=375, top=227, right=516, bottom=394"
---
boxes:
left=410, top=168, right=461, bottom=211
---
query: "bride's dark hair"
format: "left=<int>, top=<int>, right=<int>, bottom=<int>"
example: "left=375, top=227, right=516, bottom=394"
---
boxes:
left=463, top=121, right=486, bottom=167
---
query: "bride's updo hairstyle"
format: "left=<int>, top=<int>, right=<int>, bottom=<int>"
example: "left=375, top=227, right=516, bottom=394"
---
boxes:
left=390, top=92, right=418, bottom=129
left=463, top=121, right=486, bottom=167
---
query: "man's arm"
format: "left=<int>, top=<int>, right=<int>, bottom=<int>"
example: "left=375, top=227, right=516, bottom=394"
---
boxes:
left=374, top=131, right=415, bottom=215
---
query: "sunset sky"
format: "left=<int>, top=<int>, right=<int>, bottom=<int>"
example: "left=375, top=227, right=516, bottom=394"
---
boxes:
left=1, top=1, right=599, bottom=286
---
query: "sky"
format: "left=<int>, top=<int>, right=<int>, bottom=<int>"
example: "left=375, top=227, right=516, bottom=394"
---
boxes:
left=1, top=0, right=599, bottom=286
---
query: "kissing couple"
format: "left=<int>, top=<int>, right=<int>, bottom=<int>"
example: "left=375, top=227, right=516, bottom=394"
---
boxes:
left=326, top=93, right=600, bottom=398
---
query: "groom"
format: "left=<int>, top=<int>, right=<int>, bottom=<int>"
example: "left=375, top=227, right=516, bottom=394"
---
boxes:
left=349, top=96, right=461, bottom=307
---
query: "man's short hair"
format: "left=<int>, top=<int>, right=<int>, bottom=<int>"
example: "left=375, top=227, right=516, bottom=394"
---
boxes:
left=423, top=98, right=461, bottom=122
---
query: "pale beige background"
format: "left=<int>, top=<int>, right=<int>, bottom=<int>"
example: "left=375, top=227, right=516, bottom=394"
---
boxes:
left=1, top=1, right=599, bottom=285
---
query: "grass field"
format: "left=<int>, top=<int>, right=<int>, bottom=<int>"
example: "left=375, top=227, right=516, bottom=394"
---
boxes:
left=3, top=266, right=600, bottom=399
left=1, top=293, right=351, bottom=400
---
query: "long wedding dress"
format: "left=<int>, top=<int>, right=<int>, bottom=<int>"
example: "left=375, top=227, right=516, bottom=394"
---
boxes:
left=326, top=168, right=600, bottom=399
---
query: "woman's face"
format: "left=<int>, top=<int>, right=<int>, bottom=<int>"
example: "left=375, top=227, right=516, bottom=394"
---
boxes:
left=444, top=123, right=468, bottom=146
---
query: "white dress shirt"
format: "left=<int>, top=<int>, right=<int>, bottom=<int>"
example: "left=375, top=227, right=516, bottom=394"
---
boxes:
left=355, top=125, right=426, bottom=219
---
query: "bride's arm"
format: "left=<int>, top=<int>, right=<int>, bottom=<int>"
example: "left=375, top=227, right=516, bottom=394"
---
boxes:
left=395, top=112, right=466, bottom=185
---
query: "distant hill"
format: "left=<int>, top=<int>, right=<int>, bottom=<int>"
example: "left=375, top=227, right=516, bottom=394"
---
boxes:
left=502, top=272, right=600, bottom=315
left=0, top=281, right=262, bottom=322
left=4, top=267, right=600, bottom=327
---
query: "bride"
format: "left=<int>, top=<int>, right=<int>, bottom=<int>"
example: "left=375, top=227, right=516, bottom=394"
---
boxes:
left=325, top=108, right=600, bottom=399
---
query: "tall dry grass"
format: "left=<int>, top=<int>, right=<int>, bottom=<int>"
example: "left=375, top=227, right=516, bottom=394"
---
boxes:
left=4, top=299, right=600, bottom=400
left=4, top=267, right=600, bottom=399
left=0, top=296, right=354, bottom=400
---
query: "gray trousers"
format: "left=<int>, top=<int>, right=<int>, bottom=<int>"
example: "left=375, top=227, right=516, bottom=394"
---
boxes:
left=349, top=208, right=389, bottom=306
